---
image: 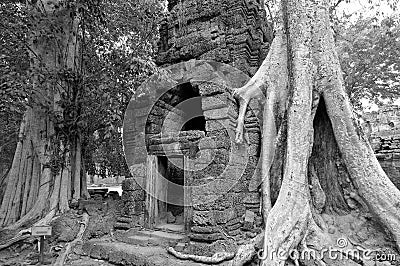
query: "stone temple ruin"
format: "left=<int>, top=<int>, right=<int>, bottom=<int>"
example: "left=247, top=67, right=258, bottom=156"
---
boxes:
left=156, top=0, right=271, bottom=74
left=123, top=63, right=263, bottom=237
left=363, top=105, right=400, bottom=189
left=120, top=0, right=400, bottom=257
left=120, top=0, right=271, bottom=253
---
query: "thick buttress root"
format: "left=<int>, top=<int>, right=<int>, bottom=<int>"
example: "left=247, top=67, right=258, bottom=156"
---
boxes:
left=54, top=212, right=89, bottom=266
left=230, top=1, right=400, bottom=265
left=234, top=30, right=289, bottom=222
left=167, top=247, right=235, bottom=264
left=230, top=232, right=264, bottom=266
left=0, top=231, right=30, bottom=251
left=1, top=1, right=84, bottom=239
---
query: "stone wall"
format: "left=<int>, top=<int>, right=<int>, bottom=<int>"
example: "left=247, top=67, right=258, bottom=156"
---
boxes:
left=127, top=80, right=263, bottom=241
left=363, top=105, right=400, bottom=189
left=122, top=61, right=266, bottom=250
left=369, top=135, right=400, bottom=189
left=186, top=82, right=263, bottom=242
left=122, top=0, right=271, bottom=249
left=363, top=105, right=400, bottom=137
left=157, top=0, right=272, bottom=75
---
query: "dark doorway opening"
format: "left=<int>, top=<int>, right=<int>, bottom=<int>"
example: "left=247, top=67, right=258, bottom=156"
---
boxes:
left=171, top=82, right=206, bottom=132
left=155, top=156, right=185, bottom=232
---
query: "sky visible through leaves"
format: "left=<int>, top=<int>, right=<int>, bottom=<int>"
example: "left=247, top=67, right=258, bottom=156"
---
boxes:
left=337, top=0, right=400, bottom=110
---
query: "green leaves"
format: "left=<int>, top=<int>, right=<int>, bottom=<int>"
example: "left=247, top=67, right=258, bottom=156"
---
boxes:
left=337, top=15, right=400, bottom=109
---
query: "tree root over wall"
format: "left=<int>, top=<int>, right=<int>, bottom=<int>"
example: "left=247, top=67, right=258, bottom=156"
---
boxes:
left=229, top=0, right=400, bottom=265
left=167, top=246, right=235, bottom=264
left=0, top=232, right=30, bottom=251
left=54, top=212, right=89, bottom=266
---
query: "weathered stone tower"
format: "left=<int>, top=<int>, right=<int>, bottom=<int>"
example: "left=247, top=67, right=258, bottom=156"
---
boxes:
left=121, top=0, right=272, bottom=256
left=157, top=0, right=272, bottom=75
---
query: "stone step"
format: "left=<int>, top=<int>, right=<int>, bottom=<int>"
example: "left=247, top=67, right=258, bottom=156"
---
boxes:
left=137, top=230, right=186, bottom=240
left=116, top=216, right=132, bottom=223
left=154, top=223, right=185, bottom=233
left=82, top=240, right=218, bottom=266
left=114, top=222, right=131, bottom=230
left=129, top=230, right=186, bottom=246
left=114, top=229, right=187, bottom=247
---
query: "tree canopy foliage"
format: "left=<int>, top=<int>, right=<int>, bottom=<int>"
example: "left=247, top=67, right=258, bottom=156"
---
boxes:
left=337, top=15, right=400, bottom=108
left=266, top=0, right=400, bottom=110
left=1, top=0, right=399, bottom=181
left=0, top=0, right=164, bottom=179
left=75, top=0, right=164, bottom=177
left=0, top=2, right=29, bottom=174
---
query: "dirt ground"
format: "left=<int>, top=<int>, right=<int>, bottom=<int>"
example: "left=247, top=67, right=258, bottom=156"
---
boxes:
left=0, top=198, right=120, bottom=266
left=0, top=195, right=219, bottom=266
left=1, top=197, right=400, bottom=266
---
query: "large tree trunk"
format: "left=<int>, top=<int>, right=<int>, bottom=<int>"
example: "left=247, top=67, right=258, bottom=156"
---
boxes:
left=0, top=0, right=85, bottom=230
left=233, top=0, right=400, bottom=265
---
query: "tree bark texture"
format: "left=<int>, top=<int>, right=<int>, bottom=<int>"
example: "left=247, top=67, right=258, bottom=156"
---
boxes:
left=233, top=0, right=400, bottom=265
left=0, top=0, right=85, bottom=230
